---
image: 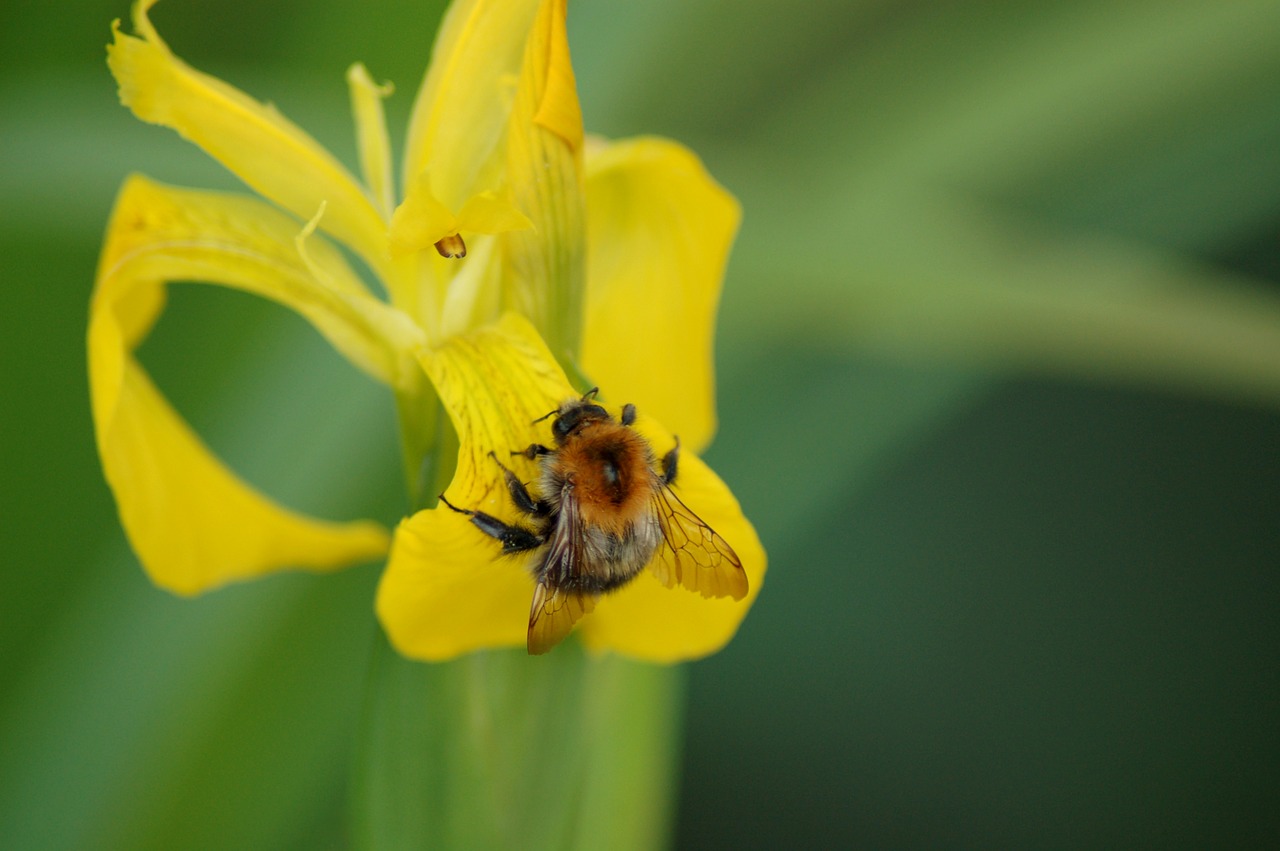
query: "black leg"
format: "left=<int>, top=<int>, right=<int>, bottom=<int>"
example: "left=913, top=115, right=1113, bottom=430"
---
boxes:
left=661, top=436, right=680, bottom=485
left=620, top=403, right=636, bottom=426
left=514, top=443, right=553, bottom=460
left=439, top=493, right=544, bottom=553
left=488, top=451, right=550, bottom=516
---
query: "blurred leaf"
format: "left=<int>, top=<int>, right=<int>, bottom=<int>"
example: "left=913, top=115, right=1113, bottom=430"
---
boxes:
left=730, top=192, right=1280, bottom=409
left=708, top=342, right=988, bottom=544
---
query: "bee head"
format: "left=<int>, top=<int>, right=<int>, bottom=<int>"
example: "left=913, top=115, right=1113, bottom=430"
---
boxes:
left=536, top=388, right=611, bottom=444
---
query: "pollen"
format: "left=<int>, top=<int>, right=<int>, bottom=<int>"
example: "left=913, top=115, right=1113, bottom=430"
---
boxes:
left=434, top=233, right=467, bottom=258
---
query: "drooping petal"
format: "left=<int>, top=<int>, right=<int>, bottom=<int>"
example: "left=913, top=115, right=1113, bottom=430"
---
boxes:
left=579, top=413, right=765, bottom=662
left=377, top=313, right=576, bottom=659
left=581, top=137, right=741, bottom=453
left=376, top=314, right=763, bottom=662
left=347, top=62, right=396, bottom=219
left=91, top=176, right=418, bottom=594
left=108, top=0, right=390, bottom=277
left=401, top=0, right=540, bottom=209
left=99, top=177, right=424, bottom=386
left=501, top=0, right=586, bottom=358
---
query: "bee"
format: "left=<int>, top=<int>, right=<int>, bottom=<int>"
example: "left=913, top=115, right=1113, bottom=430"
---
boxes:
left=439, top=387, right=748, bottom=654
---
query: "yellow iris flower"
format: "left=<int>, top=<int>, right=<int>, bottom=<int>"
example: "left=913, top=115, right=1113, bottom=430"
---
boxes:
left=92, top=0, right=765, bottom=662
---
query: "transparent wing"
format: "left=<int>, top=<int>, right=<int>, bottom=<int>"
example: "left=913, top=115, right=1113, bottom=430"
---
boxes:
left=649, top=483, right=749, bottom=601
left=527, top=581, right=597, bottom=655
left=527, top=488, right=597, bottom=654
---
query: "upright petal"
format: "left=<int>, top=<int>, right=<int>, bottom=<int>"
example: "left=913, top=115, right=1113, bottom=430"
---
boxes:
left=108, top=0, right=390, bottom=277
left=501, top=0, right=586, bottom=358
left=378, top=314, right=576, bottom=659
left=90, top=176, right=419, bottom=594
left=401, top=0, right=540, bottom=209
left=347, top=63, right=396, bottom=220
left=582, top=138, right=741, bottom=452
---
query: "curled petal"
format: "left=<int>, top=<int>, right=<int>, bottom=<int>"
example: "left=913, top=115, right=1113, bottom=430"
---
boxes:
left=377, top=314, right=762, bottom=662
left=582, top=137, right=741, bottom=453
left=108, top=0, right=389, bottom=276
left=97, top=177, right=423, bottom=386
left=530, top=0, right=583, bottom=151
left=90, top=176, right=413, bottom=594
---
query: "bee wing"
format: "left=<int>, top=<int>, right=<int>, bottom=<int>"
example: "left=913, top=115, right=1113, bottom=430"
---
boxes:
left=649, top=483, right=749, bottom=601
left=528, top=580, right=597, bottom=655
left=528, top=489, right=598, bottom=654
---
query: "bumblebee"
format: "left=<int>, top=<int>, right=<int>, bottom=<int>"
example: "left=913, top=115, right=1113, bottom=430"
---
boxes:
left=440, top=388, right=748, bottom=654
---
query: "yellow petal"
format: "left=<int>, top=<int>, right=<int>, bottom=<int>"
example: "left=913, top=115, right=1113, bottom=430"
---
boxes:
left=377, top=313, right=577, bottom=659
left=90, top=175, right=414, bottom=594
left=389, top=176, right=533, bottom=257
left=389, top=170, right=458, bottom=255
left=582, top=137, right=741, bottom=453
left=439, top=234, right=503, bottom=338
left=98, top=177, right=423, bottom=387
left=402, top=0, right=540, bottom=209
left=376, top=314, right=763, bottom=662
left=108, top=0, right=389, bottom=277
left=455, top=190, right=534, bottom=235
left=347, top=62, right=395, bottom=219
left=502, top=0, right=586, bottom=357
left=579, top=412, right=765, bottom=662
left=530, top=0, right=583, bottom=151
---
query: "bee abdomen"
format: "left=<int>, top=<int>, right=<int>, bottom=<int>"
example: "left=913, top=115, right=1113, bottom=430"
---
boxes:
left=543, top=519, right=664, bottom=594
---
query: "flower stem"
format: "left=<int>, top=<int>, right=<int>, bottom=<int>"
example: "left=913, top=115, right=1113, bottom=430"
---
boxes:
left=349, top=637, right=684, bottom=850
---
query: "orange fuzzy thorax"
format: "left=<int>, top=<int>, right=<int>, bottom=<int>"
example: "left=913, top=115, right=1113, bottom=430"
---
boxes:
left=551, top=422, right=656, bottom=536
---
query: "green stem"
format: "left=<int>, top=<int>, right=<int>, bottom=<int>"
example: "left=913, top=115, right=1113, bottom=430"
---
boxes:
left=360, top=369, right=683, bottom=849
left=349, top=638, right=684, bottom=851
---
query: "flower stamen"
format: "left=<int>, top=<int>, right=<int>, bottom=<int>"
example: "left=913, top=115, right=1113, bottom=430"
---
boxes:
left=434, top=233, right=467, bottom=258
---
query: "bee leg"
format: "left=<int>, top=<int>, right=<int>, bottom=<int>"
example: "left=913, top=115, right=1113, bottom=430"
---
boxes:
left=489, top=451, right=552, bottom=517
left=514, top=443, right=552, bottom=460
left=620, top=403, right=637, bottom=427
left=661, top=435, right=681, bottom=485
left=438, top=494, right=544, bottom=553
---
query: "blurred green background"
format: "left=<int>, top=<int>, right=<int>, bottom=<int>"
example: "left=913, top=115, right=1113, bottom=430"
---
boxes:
left=3, top=0, right=1280, bottom=847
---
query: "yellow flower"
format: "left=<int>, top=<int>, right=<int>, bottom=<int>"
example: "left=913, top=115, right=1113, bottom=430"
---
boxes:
left=93, top=0, right=765, bottom=662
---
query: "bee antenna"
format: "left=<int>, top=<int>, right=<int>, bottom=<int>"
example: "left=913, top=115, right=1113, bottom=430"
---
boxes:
left=582, top=386, right=600, bottom=401
left=531, top=408, right=558, bottom=425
